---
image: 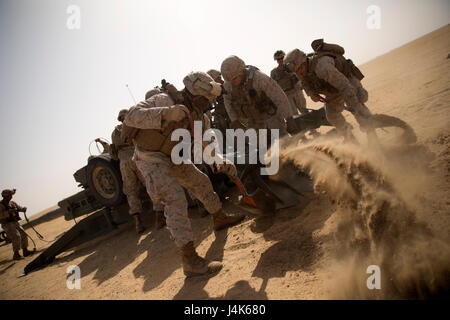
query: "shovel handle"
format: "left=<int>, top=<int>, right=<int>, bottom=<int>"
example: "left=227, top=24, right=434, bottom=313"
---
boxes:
left=233, top=177, right=257, bottom=207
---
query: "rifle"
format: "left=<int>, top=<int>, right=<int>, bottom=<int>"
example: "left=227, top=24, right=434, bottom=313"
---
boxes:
left=2, top=202, right=22, bottom=222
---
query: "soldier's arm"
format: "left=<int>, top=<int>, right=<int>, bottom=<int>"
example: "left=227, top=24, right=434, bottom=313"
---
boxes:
left=222, top=82, right=239, bottom=123
left=109, top=127, right=120, bottom=160
left=254, top=71, right=293, bottom=118
left=123, top=102, right=167, bottom=130
left=270, top=68, right=277, bottom=80
left=301, top=81, right=323, bottom=103
left=201, top=114, right=219, bottom=153
left=111, top=127, right=120, bottom=146
left=314, top=56, right=360, bottom=108
left=300, top=79, right=316, bottom=99
left=10, top=201, right=24, bottom=212
left=0, top=204, right=9, bottom=220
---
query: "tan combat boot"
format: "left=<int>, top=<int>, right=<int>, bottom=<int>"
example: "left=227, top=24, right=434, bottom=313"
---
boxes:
left=181, top=241, right=222, bottom=277
left=132, top=213, right=145, bottom=234
left=22, top=248, right=34, bottom=257
left=13, top=251, right=22, bottom=260
left=155, top=211, right=166, bottom=230
left=212, top=209, right=245, bottom=231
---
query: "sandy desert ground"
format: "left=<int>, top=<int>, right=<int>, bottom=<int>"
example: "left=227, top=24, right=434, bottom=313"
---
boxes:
left=0, top=25, right=449, bottom=300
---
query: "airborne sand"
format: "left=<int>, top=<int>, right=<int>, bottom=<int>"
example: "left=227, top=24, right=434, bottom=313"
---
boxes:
left=0, top=25, right=449, bottom=299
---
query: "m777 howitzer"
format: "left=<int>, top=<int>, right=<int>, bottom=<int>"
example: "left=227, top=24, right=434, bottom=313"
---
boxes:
left=22, top=139, right=205, bottom=275
left=22, top=105, right=416, bottom=275
left=22, top=142, right=312, bottom=274
left=23, top=147, right=138, bottom=275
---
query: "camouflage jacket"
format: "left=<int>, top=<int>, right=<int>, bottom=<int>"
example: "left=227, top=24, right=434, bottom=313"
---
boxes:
left=223, top=68, right=293, bottom=126
left=302, top=56, right=361, bottom=108
left=0, top=200, right=24, bottom=224
left=111, top=124, right=134, bottom=161
left=270, top=65, right=302, bottom=93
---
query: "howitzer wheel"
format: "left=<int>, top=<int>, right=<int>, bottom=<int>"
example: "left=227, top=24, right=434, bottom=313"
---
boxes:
left=86, top=157, right=125, bottom=207
left=370, top=114, right=417, bottom=144
left=0, top=231, right=9, bottom=243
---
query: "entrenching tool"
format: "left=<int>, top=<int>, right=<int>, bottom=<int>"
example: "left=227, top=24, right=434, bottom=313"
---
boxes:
left=231, top=174, right=276, bottom=215
left=243, top=163, right=314, bottom=212
left=227, top=161, right=314, bottom=215
left=232, top=176, right=256, bottom=207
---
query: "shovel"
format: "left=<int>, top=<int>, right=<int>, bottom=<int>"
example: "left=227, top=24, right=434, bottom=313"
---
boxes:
left=232, top=175, right=277, bottom=215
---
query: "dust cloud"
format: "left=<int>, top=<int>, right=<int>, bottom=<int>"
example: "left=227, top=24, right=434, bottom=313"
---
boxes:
left=279, top=134, right=450, bottom=299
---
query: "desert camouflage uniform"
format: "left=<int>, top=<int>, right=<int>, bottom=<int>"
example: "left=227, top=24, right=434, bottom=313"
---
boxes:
left=111, top=125, right=163, bottom=214
left=0, top=201, right=28, bottom=252
left=223, top=68, right=291, bottom=134
left=206, top=69, right=230, bottom=136
left=124, top=93, right=222, bottom=247
left=270, top=65, right=307, bottom=115
left=212, top=95, right=230, bottom=136
left=302, top=56, right=370, bottom=136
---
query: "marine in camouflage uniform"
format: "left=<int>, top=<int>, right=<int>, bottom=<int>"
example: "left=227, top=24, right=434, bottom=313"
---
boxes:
left=270, top=50, right=307, bottom=115
left=220, top=55, right=291, bottom=135
left=0, top=189, right=33, bottom=260
left=110, top=109, right=164, bottom=234
left=123, top=72, right=244, bottom=277
left=206, top=69, right=231, bottom=139
left=284, top=41, right=373, bottom=142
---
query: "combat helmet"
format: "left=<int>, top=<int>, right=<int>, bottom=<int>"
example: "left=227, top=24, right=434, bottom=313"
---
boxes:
left=283, top=49, right=307, bottom=73
left=220, top=55, right=246, bottom=81
left=183, top=71, right=222, bottom=102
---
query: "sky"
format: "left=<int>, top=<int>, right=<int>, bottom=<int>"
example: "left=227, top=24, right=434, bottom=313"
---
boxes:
left=0, top=0, right=449, bottom=216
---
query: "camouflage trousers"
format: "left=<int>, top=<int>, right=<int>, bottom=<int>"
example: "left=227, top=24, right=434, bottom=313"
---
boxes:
left=286, top=88, right=307, bottom=115
left=120, top=158, right=163, bottom=214
left=135, top=159, right=222, bottom=247
left=2, top=221, right=28, bottom=252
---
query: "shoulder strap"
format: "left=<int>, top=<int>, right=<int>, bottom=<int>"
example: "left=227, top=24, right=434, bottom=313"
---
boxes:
left=309, top=52, right=339, bottom=73
left=247, top=65, right=257, bottom=89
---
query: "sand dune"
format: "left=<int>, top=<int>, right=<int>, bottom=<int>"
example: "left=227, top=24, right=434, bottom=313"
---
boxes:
left=0, top=25, right=449, bottom=300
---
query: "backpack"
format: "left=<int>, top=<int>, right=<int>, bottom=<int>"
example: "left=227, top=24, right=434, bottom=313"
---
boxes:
left=310, top=39, right=364, bottom=81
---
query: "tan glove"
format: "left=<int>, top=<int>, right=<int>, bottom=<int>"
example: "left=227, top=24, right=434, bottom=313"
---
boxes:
left=212, top=159, right=237, bottom=179
left=311, top=94, right=328, bottom=103
left=161, top=104, right=190, bottom=123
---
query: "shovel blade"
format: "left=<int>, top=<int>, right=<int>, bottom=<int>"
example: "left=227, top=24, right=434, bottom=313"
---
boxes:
left=237, top=188, right=276, bottom=215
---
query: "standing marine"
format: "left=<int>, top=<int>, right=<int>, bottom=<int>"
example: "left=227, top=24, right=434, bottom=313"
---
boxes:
left=0, top=189, right=34, bottom=260
left=270, top=50, right=308, bottom=115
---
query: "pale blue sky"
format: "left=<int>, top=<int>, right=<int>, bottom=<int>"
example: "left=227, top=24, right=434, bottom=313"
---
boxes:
left=1, top=0, right=449, bottom=216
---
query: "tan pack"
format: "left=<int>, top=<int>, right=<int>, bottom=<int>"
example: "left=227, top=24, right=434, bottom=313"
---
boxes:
left=310, top=39, right=364, bottom=80
left=120, top=124, right=139, bottom=145
left=311, top=39, right=345, bottom=55
left=133, top=118, right=191, bottom=156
